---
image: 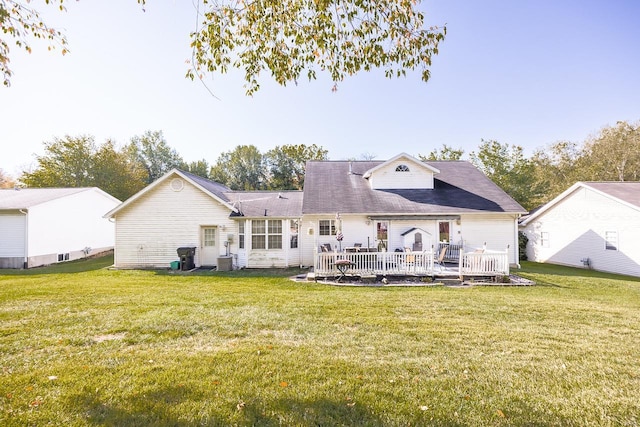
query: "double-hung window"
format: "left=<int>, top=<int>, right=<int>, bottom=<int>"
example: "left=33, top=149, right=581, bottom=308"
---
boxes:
left=319, top=219, right=337, bottom=236
left=238, top=220, right=245, bottom=249
left=252, top=219, right=282, bottom=250
left=605, top=231, right=618, bottom=251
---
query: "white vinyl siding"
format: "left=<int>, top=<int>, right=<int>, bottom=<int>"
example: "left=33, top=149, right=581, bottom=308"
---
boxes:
left=368, top=159, right=435, bottom=190
left=522, top=186, right=640, bottom=277
left=113, top=176, right=234, bottom=268
left=27, top=189, right=117, bottom=268
left=460, top=215, right=519, bottom=264
left=540, top=232, right=550, bottom=248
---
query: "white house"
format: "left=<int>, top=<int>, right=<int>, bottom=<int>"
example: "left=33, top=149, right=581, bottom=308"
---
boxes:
left=519, top=181, right=640, bottom=277
left=0, top=187, right=120, bottom=269
left=106, top=153, right=526, bottom=273
left=104, top=169, right=303, bottom=269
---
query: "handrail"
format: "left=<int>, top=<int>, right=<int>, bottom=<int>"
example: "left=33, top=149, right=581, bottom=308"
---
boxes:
left=314, top=248, right=509, bottom=278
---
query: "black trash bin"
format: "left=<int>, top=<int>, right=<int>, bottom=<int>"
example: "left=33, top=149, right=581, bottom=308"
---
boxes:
left=176, top=247, right=196, bottom=271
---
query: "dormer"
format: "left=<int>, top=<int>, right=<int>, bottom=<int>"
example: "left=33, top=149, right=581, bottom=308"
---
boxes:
left=363, top=153, right=439, bottom=190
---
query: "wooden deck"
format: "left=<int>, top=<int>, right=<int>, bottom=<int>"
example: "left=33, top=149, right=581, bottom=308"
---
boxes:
left=314, top=248, right=510, bottom=280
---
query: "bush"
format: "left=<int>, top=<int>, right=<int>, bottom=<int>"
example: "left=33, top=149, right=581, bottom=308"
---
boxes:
left=518, top=231, right=529, bottom=261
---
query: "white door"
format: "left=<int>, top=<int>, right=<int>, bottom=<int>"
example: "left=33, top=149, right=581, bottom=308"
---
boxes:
left=201, top=226, right=218, bottom=266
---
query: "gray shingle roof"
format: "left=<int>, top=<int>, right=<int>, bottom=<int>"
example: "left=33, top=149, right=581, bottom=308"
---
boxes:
left=178, top=169, right=231, bottom=203
left=584, top=182, right=640, bottom=208
left=225, top=191, right=303, bottom=218
left=0, top=188, right=92, bottom=209
left=302, top=160, right=526, bottom=215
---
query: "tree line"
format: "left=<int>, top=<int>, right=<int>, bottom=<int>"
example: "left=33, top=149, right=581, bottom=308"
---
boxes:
left=1, top=119, right=638, bottom=209
left=1, top=130, right=328, bottom=201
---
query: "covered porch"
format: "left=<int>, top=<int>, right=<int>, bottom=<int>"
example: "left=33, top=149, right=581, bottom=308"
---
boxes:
left=313, top=246, right=510, bottom=281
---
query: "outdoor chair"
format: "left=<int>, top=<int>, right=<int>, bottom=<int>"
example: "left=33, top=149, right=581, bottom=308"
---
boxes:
left=434, top=245, right=448, bottom=270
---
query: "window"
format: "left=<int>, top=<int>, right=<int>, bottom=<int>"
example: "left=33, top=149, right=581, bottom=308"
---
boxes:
left=395, top=164, right=410, bottom=172
left=252, top=219, right=282, bottom=250
left=438, top=221, right=450, bottom=243
left=268, top=220, right=283, bottom=249
left=376, top=221, right=388, bottom=251
left=238, top=220, right=245, bottom=249
left=203, top=228, right=216, bottom=247
left=605, top=231, right=618, bottom=251
left=57, top=253, right=69, bottom=262
left=319, top=219, right=337, bottom=236
left=290, top=219, right=299, bottom=249
left=540, top=232, right=550, bottom=248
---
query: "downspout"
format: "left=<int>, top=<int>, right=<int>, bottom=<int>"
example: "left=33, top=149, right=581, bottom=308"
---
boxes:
left=108, top=217, right=116, bottom=268
left=298, top=217, right=303, bottom=268
left=514, top=215, right=521, bottom=269
left=19, top=209, right=28, bottom=269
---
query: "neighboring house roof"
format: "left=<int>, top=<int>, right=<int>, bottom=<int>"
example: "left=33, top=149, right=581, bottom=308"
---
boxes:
left=104, top=169, right=235, bottom=218
left=0, top=187, right=115, bottom=209
left=226, top=191, right=304, bottom=218
left=585, top=182, right=640, bottom=208
left=302, top=159, right=526, bottom=215
left=519, top=181, right=640, bottom=226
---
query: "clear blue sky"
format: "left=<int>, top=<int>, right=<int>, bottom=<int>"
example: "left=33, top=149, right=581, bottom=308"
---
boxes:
left=2, top=0, right=639, bottom=177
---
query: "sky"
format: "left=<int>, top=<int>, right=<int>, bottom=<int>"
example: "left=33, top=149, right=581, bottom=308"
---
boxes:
left=1, top=0, right=640, bottom=177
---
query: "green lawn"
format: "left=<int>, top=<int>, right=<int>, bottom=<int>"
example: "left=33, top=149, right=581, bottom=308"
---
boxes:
left=1, top=256, right=639, bottom=426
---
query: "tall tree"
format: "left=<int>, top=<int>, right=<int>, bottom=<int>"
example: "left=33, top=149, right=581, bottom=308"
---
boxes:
left=210, top=145, right=266, bottom=190
left=91, top=140, right=147, bottom=201
left=185, top=159, right=211, bottom=179
left=419, top=144, right=465, bottom=161
left=580, top=120, right=640, bottom=182
left=126, top=130, right=185, bottom=184
left=20, top=135, right=96, bottom=187
left=530, top=140, right=583, bottom=204
left=469, top=139, right=540, bottom=210
left=265, top=144, right=328, bottom=190
left=19, top=135, right=147, bottom=200
left=0, top=168, right=15, bottom=188
left=3, top=1, right=445, bottom=93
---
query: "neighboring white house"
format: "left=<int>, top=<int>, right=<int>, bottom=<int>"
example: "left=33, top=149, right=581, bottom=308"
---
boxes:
left=0, top=187, right=120, bottom=269
left=519, top=181, right=640, bottom=277
left=105, top=153, right=526, bottom=270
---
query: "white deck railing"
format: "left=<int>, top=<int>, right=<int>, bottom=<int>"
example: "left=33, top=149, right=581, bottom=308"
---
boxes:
left=314, top=247, right=510, bottom=278
left=315, top=250, right=434, bottom=276
left=458, top=249, right=509, bottom=276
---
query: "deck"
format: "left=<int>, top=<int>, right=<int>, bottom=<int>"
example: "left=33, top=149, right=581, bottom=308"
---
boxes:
left=313, top=248, right=510, bottom=281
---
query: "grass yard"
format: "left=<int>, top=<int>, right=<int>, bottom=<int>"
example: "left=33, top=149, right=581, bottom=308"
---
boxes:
left=1, top=256, right=639, bottom=426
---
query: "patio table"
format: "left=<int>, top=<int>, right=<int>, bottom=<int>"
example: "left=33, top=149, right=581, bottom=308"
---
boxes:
left=335, top=259, right=355, bottom=282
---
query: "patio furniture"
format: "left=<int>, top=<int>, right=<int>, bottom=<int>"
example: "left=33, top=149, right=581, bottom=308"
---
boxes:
left=320, top=243, right=333, bottom=252
left=434, top=245, right=448, bottom=270
left=335, top=258, right=354, bottom=282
